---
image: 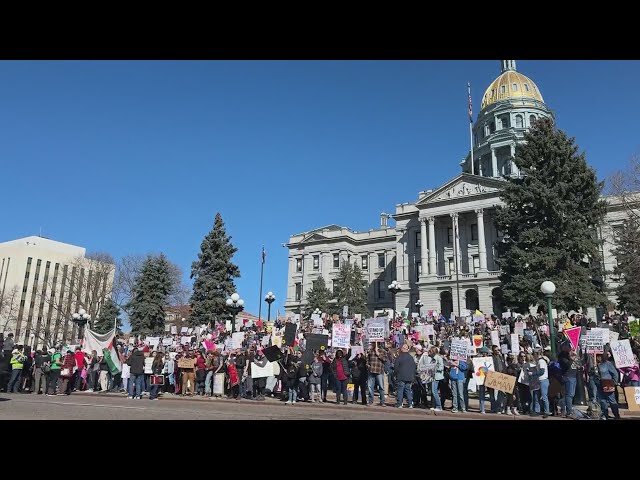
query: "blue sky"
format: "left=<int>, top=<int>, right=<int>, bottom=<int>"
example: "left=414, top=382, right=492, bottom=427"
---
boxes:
left=1, top=60, right=638, bottom=330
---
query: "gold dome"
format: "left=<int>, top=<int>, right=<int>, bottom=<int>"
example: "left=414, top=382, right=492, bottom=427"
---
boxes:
left=480, top=68, right=544, bottom=110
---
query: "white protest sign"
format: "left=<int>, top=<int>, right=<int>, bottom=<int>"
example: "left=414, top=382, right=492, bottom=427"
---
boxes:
left=490, top=330, right=500, bottom=346
left=232, top=332, right=244, bottom=349
left=162, top=338, right=173, bottom=346
left=425, top=324, right=435, bottom=336
left=586, top=328, right=606, bottom=354
left=611, top=339, right=636, bottom=368
left=164, top=325, right=170, bottom=332
left=450, top=339, right=470, bottom=361
left=332, top=323, right=351, bottom=349
left=147, top=336, right=160, bottom=348
left=181, top=336, right=191, bottom=345
left=471, top=356, right=495, bottom=386
left=251, top=361, right=274, bottom=378
left=609, top=331, right=619, bottom=343
left=365, top=318, right=386, bottom=342
left=261, top=336, right=270, bottom=347
left=473, top=314, right=485, bottom=324
left=514, top=322, right=525, bottom=336
left=500, top=325, right=510, bottom=336
left=180, top=327, right=188, bottom=334
left=170, top=326, right=177, bottom=335
left=510, top=334, right=520, bottom=354
left=349, top=345, right=364, bottom=360
left=501, top=344, right=509, bottom=354
left=223, top=338, right=234, bottom=352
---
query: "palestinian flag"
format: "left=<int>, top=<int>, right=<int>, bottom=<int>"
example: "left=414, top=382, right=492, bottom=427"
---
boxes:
left=83, top=326, right=122, bottom=375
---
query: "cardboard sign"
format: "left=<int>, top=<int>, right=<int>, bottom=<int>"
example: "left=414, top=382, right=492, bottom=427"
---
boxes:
left=510, top=334, right=520, bottom=355
left=490, top=330, right=500, bottom=347
left=471, top=357, right=494, bottom=386
left=500, top=325, right=510, bottom=336
left=332, top=323, right=351, bottom=349
left=484, top=370, right=516, bottom=394
left=624, top=387, right=640, bottom=411
left=611, top=339, right=636, bottom=368
left=450, top=339, right=470, bottom=361
left=365, top=318, right=386, bottom=342
left=282, top=323, right=297, bottom=347
left=178, top=358, right=195, bottom=369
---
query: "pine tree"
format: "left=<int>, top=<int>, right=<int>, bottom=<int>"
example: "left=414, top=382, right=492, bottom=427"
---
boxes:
left=190, top=213, right=241, bottom=328
left=333, top=261, right=369, bottom=316
left=93, top=298, right=123, bottom=335
left=613, top=220, right=640, bottom=315
left=495, top=117, right=607, bottom=313
left=304, top=276, right=333, bottom=317
left=126, top=254, right=172, bottom=335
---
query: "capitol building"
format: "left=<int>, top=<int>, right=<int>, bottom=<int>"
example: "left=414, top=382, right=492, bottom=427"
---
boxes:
left=284, top=60, right=626, bottom=320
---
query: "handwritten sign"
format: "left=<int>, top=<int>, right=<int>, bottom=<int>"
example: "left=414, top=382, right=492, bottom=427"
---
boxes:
left=178, top=358, right=195, bottom=369
left=365, top=318, right=386, bottom=342
left=332, top=323, right=351, bottom=349
left=624, top=387, right=640, bottom=411
left=450, top=339, right=470, bottom=361
left=510, top=334, right=520, bottom=354
left=471, top=356, right=494, bottom=386
left=611, top=339, right=636, bottom=368
left=490, top=330, right=500, bottom=346
left=484, top=370, right=516, bottom=394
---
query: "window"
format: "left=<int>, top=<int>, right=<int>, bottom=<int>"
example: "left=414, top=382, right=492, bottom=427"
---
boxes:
left=471, top=223, right=478, bottom=241
left=512, top=83, right=518, bottom=92
left=313, top=255, right=319, bottom=270
left=501, top=85, right=506, bottom=94
left=361, top=255, right=368, bottom=270
left=529, top=115, right=536, bottom=126
left=295, top=283, right=302, bottom=301
left=416, top=261, right=422, bottom=281
left=447, top=227, right=453, bottom=244
left=415, top=231, right=421, bottom=248
left=377, top=280, right=385, bottom=300
left=489, top=122, right=495, bottom=133
left=378, top=253, right=385, bottom=268
left=333, top=254, right=339, bottom=268
left=473, top=255, right=480, bottom=274
left=448, top=258, right=455, bottom=275
left=515, top=115, right=523, bottom=128
left=296, top=258, right=303, bottom=272
left=524, top=83, right=530, bottom=92
left=332, top=280, right=338, bottom=292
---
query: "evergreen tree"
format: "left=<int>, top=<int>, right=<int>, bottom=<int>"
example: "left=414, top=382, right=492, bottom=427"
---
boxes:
left=126, top=254, right=172, bottom=335
left=304, top=276, right=333, bottom=318
left=93, top=298, right=123, bottom=335
left=495, top=117, right=607, bottom=313
left=613, top=220, right=640, bottom=315
left=333, top=261, right=369, bottom=316
left=190, top=213, right=241, bottom=327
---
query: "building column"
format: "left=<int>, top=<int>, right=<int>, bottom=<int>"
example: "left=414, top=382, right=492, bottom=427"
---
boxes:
left=476, top=208, right=487, bottom=272
left=510, top=143, right=518, bottom=176
left=419, top=217, right=428, bottom=279
left=450, top=213, right=462, bottom=274
left=396, top=228, right=405, bottom=282
left=428, top=217, right=437, bottom=276
left=491, top=148, right=498, bottom=177
left=478, top=154, right=483, bottom=177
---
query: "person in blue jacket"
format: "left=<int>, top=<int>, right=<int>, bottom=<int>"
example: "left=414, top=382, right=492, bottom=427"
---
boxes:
left=446, top=352, right=468, bottom=413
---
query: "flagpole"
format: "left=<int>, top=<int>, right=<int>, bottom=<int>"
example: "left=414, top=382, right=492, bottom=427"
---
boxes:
left=454, top=222, right=462, bottom=318
left=258, top=247, right=265, bottom=322
left=468, top=82, right=474, bottom=175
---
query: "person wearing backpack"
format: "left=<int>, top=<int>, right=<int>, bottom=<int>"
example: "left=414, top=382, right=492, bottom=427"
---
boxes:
left=33, top=349, right=51, bottom=394
left=46, top=346, right=63, bottom=396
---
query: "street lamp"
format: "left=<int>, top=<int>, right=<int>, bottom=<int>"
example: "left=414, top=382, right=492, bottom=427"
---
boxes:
left=388, top=280, right=402, bottom=323
left=540, top=281, right=557, bottom=358
left=225, top=293, right=244, bottom=334
left=72, top=308, right=91, bottom=345
left=264, top=291, right=276, bottom=322
left=415, top=299, right=424, bottom=315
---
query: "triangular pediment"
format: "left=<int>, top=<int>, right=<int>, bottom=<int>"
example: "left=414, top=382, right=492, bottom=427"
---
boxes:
left=416, top=173, right=505, bottom=206
left=300, top=233, right=328, bottom=243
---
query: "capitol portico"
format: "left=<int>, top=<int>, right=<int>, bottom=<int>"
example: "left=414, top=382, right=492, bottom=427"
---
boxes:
left=284, top=60, right=624, bottom=320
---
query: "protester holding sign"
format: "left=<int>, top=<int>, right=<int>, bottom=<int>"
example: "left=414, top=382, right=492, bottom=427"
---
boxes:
left=366, top=342, right=387, bottom=406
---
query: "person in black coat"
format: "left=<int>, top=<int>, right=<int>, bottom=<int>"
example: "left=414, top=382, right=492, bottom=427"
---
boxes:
left=349, top=352, right=368, bottom=405
left=394, top=344, right=417, bottom=408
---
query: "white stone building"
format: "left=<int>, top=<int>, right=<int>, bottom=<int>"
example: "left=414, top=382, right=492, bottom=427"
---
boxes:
left=284, top=60, right=631, bottom=320
left=0, top=236, right=114, bottom=347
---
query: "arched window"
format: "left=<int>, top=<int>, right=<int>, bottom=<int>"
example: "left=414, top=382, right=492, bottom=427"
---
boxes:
left=524, top=83, right=530, bottom=92
left=529, top=115, right=536, bottom=126
left=489, top=122, right=495, bottom=133
left=512, top=83, right=518, bottom=91
left=501, top=85, right=506, bottom=94
left=515, top=115, right=523, bottom=128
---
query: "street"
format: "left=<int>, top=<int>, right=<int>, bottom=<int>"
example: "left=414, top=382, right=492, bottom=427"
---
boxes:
left=0, top=392, right=566, bottom=420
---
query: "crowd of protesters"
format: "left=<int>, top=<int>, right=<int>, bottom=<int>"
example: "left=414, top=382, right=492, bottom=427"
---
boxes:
left=1, top=310, right=638, bottom=421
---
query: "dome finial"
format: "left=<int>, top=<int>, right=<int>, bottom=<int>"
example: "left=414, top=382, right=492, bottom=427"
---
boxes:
left=500, top=60, right=517, bottom=72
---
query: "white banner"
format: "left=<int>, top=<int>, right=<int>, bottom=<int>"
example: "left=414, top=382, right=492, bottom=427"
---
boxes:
left=251, top=361, right=274, bottom=378
left=232, top=332, right=244, bottom=349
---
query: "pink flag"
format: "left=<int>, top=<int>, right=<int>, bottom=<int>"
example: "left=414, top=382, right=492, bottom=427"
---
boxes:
left=564, top=326, right=581, bottom=351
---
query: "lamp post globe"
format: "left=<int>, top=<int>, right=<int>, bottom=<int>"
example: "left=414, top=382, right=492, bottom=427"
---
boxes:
left=540, top=281, right=557, bottom=357
left=72, top=309, right=91, bottom=345
left=264, top=292, right=276, bottom=322
left=226, top=293, right=244, bottom=334
left=388, top=280, right=402, bottom=324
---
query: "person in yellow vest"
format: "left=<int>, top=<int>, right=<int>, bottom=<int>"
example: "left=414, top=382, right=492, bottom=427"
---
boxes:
left=8, top=346, right=27, bottom=393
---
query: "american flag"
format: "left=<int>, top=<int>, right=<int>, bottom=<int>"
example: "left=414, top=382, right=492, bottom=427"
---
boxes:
left=262, top=247, right=266, bottom=264
left=467, top=82, right=473, bottom=123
